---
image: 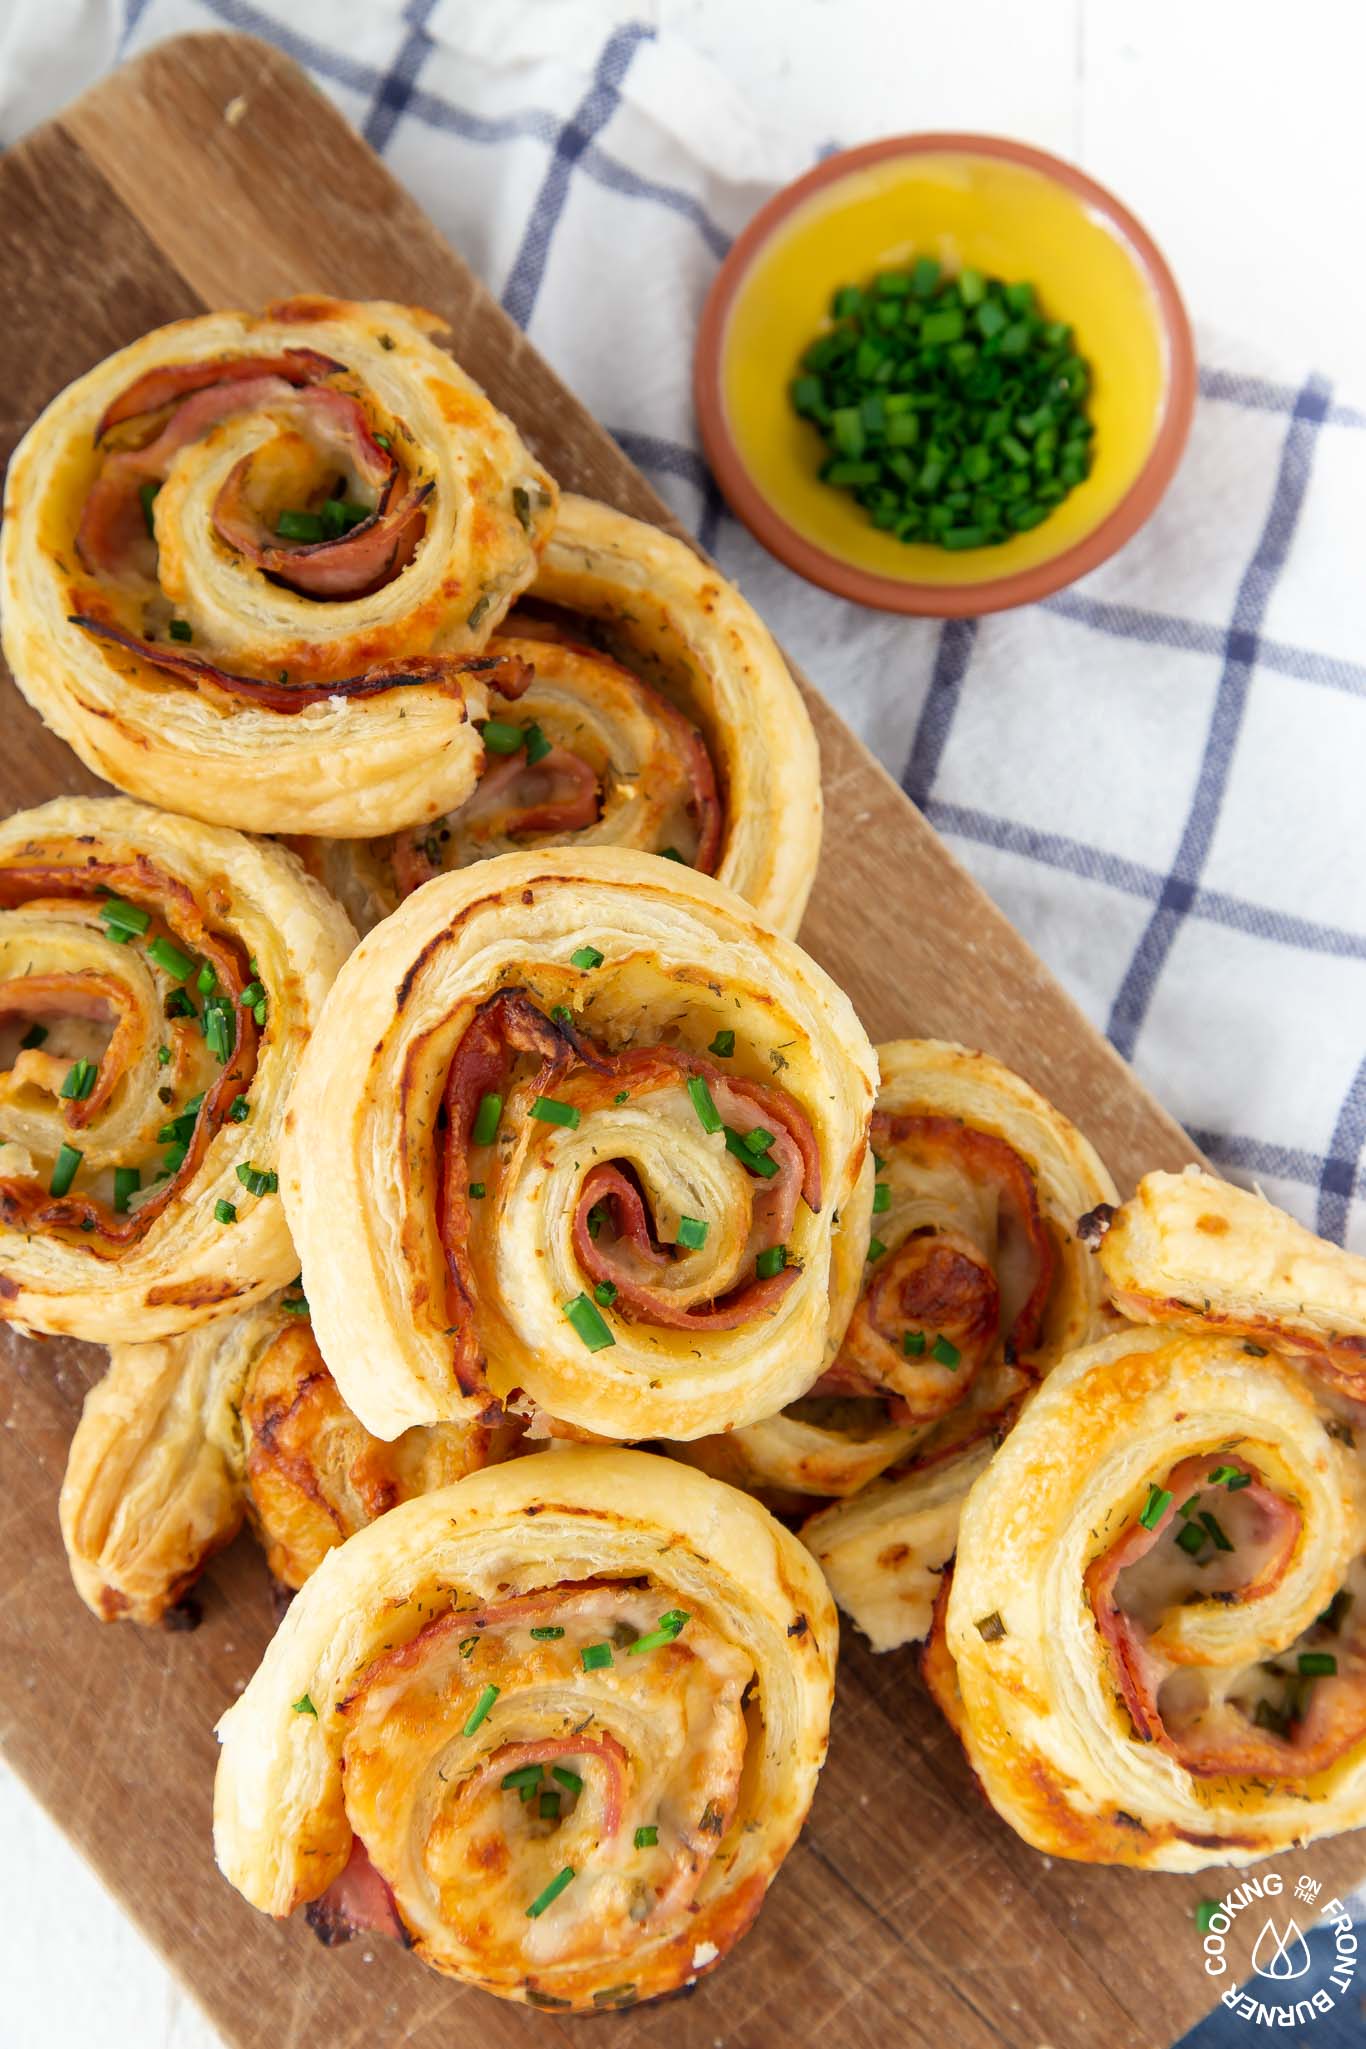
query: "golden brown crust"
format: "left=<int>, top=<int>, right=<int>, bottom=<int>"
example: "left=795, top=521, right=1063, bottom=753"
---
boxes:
left=213, top=1447, right=836, bottom=2011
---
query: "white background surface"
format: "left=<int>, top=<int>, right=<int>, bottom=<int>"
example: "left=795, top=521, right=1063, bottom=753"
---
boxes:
left=2, top=1, right=1363, bottom=2042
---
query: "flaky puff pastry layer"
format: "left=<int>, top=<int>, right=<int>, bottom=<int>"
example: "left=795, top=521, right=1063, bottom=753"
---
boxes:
left=1, top=297, right=555, bottom=835
left=1094, top=1166, right=1366, bottom=1404
left=0, top=796, right=353, bottom=1341
left=213, top=1447, right=836, bottom=2011
left=938, top=1326, right=1366, bottom=1869
left=282, top=847, right=876, bottom=1444
left=679, top=1041, right=1117, bottom=1648
left=59, top=1295, right=495, bottom=1625
left=297, top=494, right=820, bottom=936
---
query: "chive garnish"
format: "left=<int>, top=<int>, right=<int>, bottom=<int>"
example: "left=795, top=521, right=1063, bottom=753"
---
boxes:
left=235, top=1161, right=278, bottom=1198
left=614, top=1090, right=629, bottom=1104
left=756, top=1245, right=786, bottom=1279
left=563, top=1294, right=614, bottom=1351
left=872, top=1183, right=891, bottom=1213
left=1175, top=1521, right=1207, bottom=1557
left=659, top=846, right=686, bottom=862
left=468, top=1181, right=485, bottom=1199
left=99, top=897, right=150, bottom=940
left=902, top=1330, right=926, bottom=1355
left=471, top=1091, right=503, bottom=1146
left=1209, top=1464, right=1251, bottom=1491
left=501, top=1765, right=542, bottom=1792
left=239, top=979, right=264, bottom=1010
left=1199, top=1511, right=1233, bottom=1552
left=550, top=1005, right=573, bottom=1027
left=552, top=1766, right=582, bottom=1795
left=525, top=1867, right=575, bottom=1919
left=18, top=1024, right=47, bottom=1050
left=480, top=719, right=523, bottom=755
left=462, top=1683, right=499, bottom=1735
left=866, top=1237, right=887, bottom=1262
left=593, top=1280, right=617, bottom=1306
left=276, top=509, right=325, bottom=542
left=1298, top=1652, right=1337, bottom=1677
left=687, top=1074, right=722, bottom=1134
left=523, top=721, right=551, bottom=765
left=50, top=1143, right=81, bottom=1197
left=203, top=996, right=234, bottom=1062
left=581, top=1642, right=613, bottom=1670
left=1317, top=1590, right=1353, bottom=1634
left=539, top=1790, right=561, bottom=1820
left=113, top=1166, right=139, bottom=1214
left=138, top=480, right=160, bottom=533
left=634, top=1825, right=658, bottom=1849
left=570, top=945, right=604, bottom=971
left=709, top=1030, right=735, bottom=1058
left=228, top=1097, right=250, bottom=1122
left=723, top=1125, right=779, bottom=1178
left=60, top=1058, right=97, bottom=1101
left=215, top=1199, right=237, bottom=1225
left=676, top=1215, right=708, bottom=1250
left=1139, top=1484, right=1172, bottom=1531
left=281, top=1292, right=309, bottom=1316
left=168, top=619, right=192, bottom=642
left=291, top=1693, right=317, bottom=1717
left=627, top=1610, right=690, bottom=1655
left=195, top=961, right=216, bottom=995
left=530, top=1096, right=580, bottom=1129
left=931, top=1334, right=961, bottom=1369
left=530, top=1625, right=565, bottom=1640
left=147, top=935, right=194, bottom=981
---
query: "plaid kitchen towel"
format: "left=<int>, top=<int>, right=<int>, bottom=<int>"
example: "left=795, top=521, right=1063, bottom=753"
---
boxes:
left=1, top=6, right=1364, bottom=2043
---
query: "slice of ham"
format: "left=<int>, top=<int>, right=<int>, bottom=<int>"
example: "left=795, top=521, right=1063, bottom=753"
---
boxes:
left=304, top=1837, right=408, bottom=1949
left=824, top=1230, right=998, bottom=1424
left=67, top=616, right=531, bottom=714
left=94, top=347, right=340, bottom=439
left=1081, top=1453, right=1366, bottom=1777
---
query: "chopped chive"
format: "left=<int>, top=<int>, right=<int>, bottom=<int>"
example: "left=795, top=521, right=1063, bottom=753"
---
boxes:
left=276, top=509, right=325, bottom=542
left=866, top=1237, right=887, bottom=1262
left=687, top=1074, right=722, bottom=1134
left=627, top=1610, right=690, bottom=1655
left=709, top=1030, right=736, bottom=1058
left=723, top=1125, right=779, bottom=1178
left=676, top=1215, right=708, bottom=1251
left=60, top=1058, right=97, bottom=1101
left=468, top=1181, right=485, bottom=1199
left=195, top=961, right=216, bottom=995
left=147, top=935, right=194, bottom=981
left=563, top=1294, right=614, bottom=1351
left=634, top=1825, right=658, bottom=1849
left=463, top=1683, right=499, bottom=1735
left=50, top=1143, right=82, bottom=1197
left=659, top=846, right=686, bottom=863
left=138, top=480, right=160, bottom=533
left=501, top=1765, right=543, bottom=1792
left=931, top=1334, right=961, bottom=1369
left=113, top=1166, right=139, bottom=1213
left=581, top=1641, right=613, bottom=1671
left=281, top=1293, right=309, bottom=1316
left=872, top=1183, right=891, bottom=1213
left=539, top=1790, right=561, bottom=1820
left=1298, top=1652, right=1337, bottom=1677
left=523, top=721, right=551, bottom=766
left=480, top=719, right=524, bottom=755
left=214, top=1199, right=237, bottom=1225
left=1199, top=1511, right=1234, bottom=1552
left=235, top=1161, right=278, bottom=1198
left=165, top=989, right=196, bottom=1019
left=1176, top=1521, right=1207, bottom=1557
left=203, top=997, right=235, bottom=1063
left=253, top=1000, right=266, bottom=1027
left=530, top=1625, right=565, bottom=1640
left=239, top=980, right=264, bottom=1010
left=552, top=1766, right=582, bottom=1795
left=291, top=1693, right=317, bottom=1717
left=157, top=1044, right=171, bottom=1066
left=756, top=1245, right=786, bottom=1279
left=903, top=1329, right=926, bottom=1355
left=526, top=1867, right=575, bottom=1919
left=530, top=1096, right=580, bottom=1130
left=472, top=1091, right=503, bottom=1146
left=99, top=896, right=150, bottom=940
left=593, top=1280, right=617, bottom=1307
left=18, top=1024, right=48, bottom=1050
left=550, top=1005, right=573, bottom=1028
left=585, top=1202, right=607, bottom=1240
left=1317, top=1590, right=1353, bottom=1634
left=1209, top=1464, right=1251, bottom=1491
left=570, top=945, right=604, bottom=971
left=1139, top=1484, right=1173, bottom=1531
left=614, top=1090, right=630, bottom=1104
left=228, top=1097, right=250, bottom=1123
left=168, top=618, right=192, bottom=642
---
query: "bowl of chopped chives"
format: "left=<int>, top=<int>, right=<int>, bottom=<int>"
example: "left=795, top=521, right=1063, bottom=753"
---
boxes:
left=694, top=134, right=1195, bottom=616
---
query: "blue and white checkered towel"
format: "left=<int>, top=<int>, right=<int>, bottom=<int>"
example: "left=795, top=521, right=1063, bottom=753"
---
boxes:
left=2, top=7, right=1364, bottom=2041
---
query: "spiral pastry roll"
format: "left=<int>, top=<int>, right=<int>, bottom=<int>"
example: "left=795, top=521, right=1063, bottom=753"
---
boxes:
left=214, top=1447, right=836, bottom=2010
left=1087, top=1165, right=1366, bottom=1404
left=283, top=847, right=875, bottom=1444
left=60, top=1292, right=498, bottom=1625
left=0, top=797, right=353, bottom=1342
left=678, top=1042, right=1115, bottom=1601
left=934, top=1323, right=1366, bottom=1867
left=2, top=297, right=554, bottom=835
left=292, top=494, right=821, bottom=936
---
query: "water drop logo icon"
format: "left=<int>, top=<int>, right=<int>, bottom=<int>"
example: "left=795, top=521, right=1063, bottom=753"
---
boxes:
left=1250, top=1917, right=1313, bottom=1982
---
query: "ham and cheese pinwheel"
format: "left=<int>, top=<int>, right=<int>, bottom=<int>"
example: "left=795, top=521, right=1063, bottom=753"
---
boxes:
left=1, top=297, right=553, bottom=835
left=933, top=1319, right=1366, bottom=1869
left=282, top=847, right=876, bottom=1445
left=0, top=796, right=353, bottom=1342
left=60, top=1292, right=500, bottom=1625
left=678, top=1040, right=1116, bottom=1644
left=214, top=1448, right=836, bottom=2011
left=292, top=494, right=822, bottom=937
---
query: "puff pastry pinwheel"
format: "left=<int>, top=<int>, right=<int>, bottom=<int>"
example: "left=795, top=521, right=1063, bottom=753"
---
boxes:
left=214, top=1447, right=836, bottom=2011
left=932, top=1319, right=1366, bottom=1869
left=677, top=1040, right=1116, bottom=1645
left=291, top=494, right=821, bottom=937
left=60, top=1291, right=499, bottom=1625
left=1, top=296, right=554, bottom=836
left=0, top=796, right=353, bottom=1342
left=282, top=847, right=876, bottom=1445
left=1087, top=1165, right=1366, bottom=1404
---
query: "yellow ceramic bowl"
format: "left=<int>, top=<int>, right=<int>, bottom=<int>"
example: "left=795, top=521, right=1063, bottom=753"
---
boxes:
left=694, top=135, right=1195, bottom=616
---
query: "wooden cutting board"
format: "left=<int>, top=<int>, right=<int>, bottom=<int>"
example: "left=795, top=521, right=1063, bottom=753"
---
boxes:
left=0, top=32, right=1357, bottom=2049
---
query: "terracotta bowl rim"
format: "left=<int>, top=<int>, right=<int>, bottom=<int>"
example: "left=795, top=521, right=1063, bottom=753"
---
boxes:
left=693, top=130, right=1197, bottom=618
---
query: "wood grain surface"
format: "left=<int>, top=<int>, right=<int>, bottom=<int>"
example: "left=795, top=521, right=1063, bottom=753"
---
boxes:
left=0, top=32, right=1357, bottom=2049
